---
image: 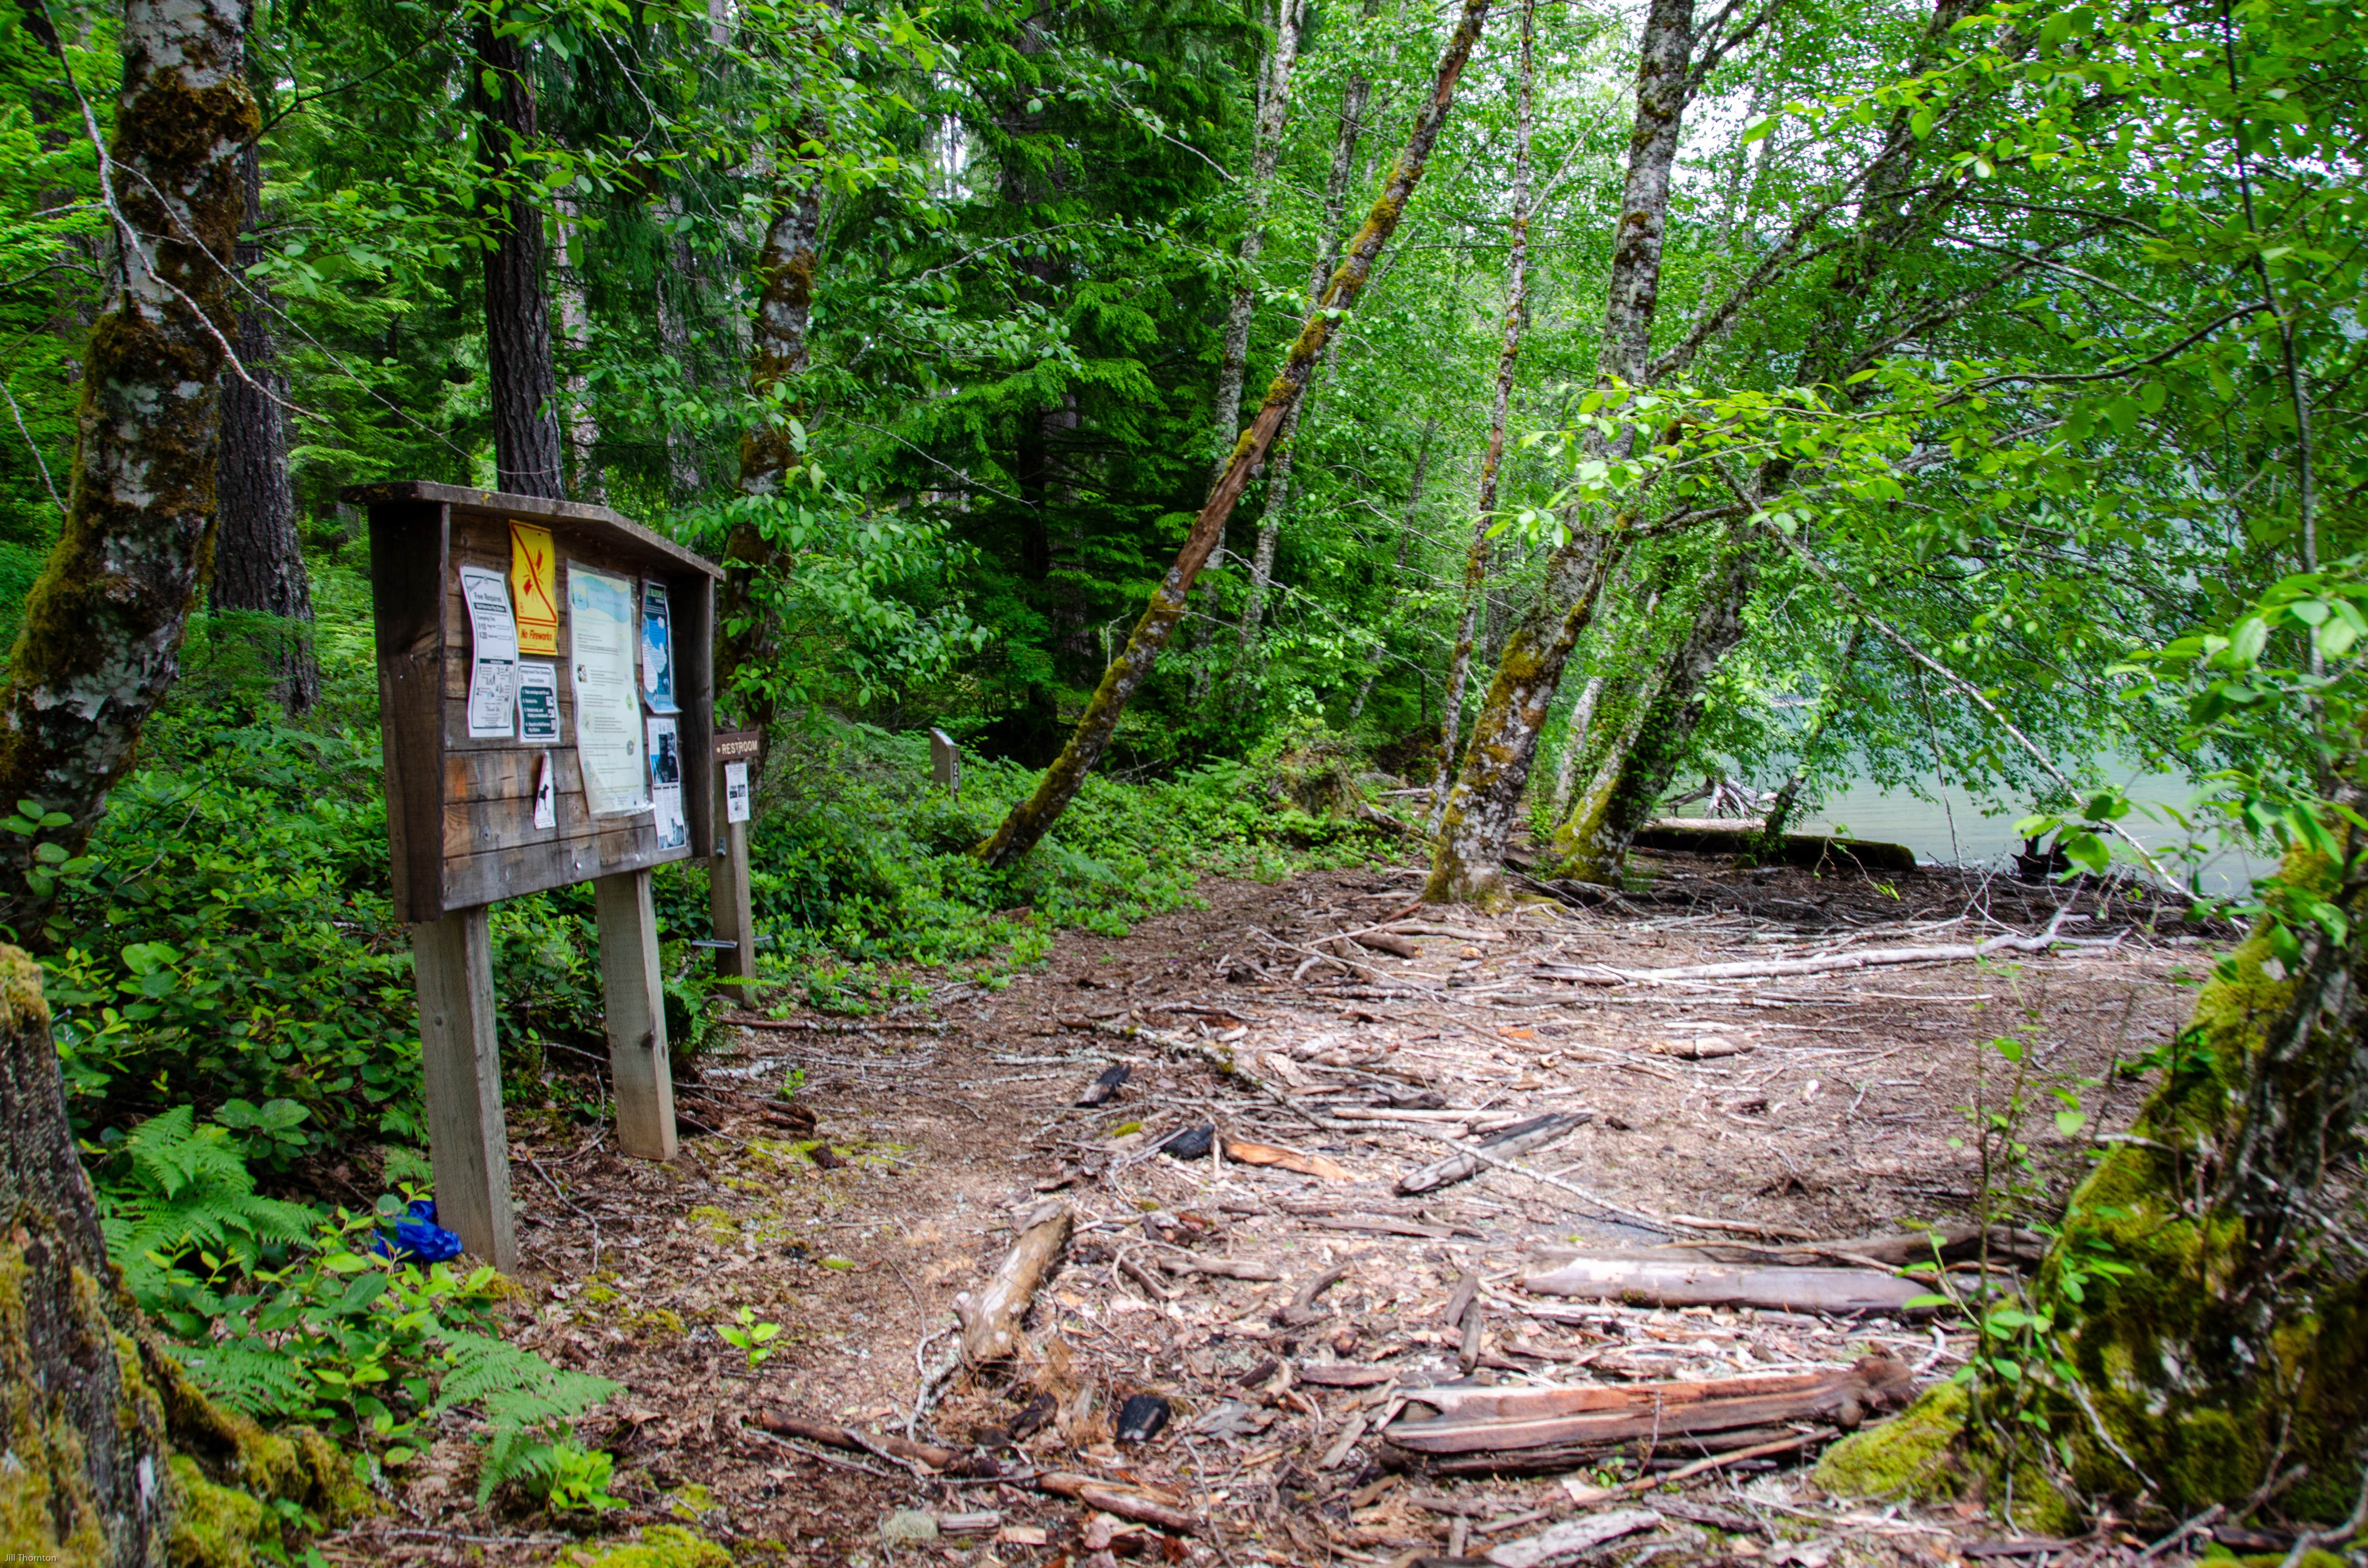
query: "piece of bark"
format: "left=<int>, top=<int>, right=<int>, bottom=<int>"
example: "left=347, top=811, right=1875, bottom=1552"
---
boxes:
left=1279, top=1261, right=1353, bottom=1325
left=1397, top=1111, right=1590, bottom=1196
left=1298, top=1363, right=1396, bottom=1388
left=1443, top=1269, right=1480, bottom=1329
left=1650, top=1038, right=1754, bottom=1060
left=1160, top=1255, right=1282, bottom=1282
left=1076, top=1064, right=1131, bottom=1107
left=1384, top=1357, right=1912, bottom=1458
left=956, top=1201, right=1073, bottom=1365
left=1521, top=1254, right=1932, bottom=1315
left=1224, top=1138, right=1354, bottom=1182
left=1036, top=1473, right=1199, bottom=1534
left=1352, top=931, right=1422, bottom=959
left=1458, top=1299, right=1485, bottom=1373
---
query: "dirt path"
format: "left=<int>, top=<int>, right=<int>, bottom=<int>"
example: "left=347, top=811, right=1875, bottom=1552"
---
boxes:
left=340, top=851, right=2210, bottom=1567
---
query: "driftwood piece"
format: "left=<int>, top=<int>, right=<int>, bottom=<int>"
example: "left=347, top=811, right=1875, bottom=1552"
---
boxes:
left=955, top=1201, right=1072, bottom=1364
left=1521, top=1253, right=1932, bottom=1315
left=1351, top=931, right=1422, bottom=959
left=1537, top=931, right=2073, bottom=986
left=1632, top=817, right=1915, bottom=872
left=1159, top=1254, right=1282, bottom=1281
left=1299, top=1363, right=1396, bottom=1387
left=1383, top=1357, right=1912, bottom=1460
left=1397, top=1111, right=1590, bottom=1196
left=1485, top=1507, right=1663, bottom=1568
left=1279, top=1261, right=1353, bottom=1325
left=1036, top=1472, right=1199, bottom=1534
left=750, top=1412, right=976, bottom=1473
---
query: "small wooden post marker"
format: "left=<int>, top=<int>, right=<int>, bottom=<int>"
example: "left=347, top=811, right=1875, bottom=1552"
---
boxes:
left=353, top=483, right=721, bottom=1271
left=709, top=727, right=761, bottom=1001
left=930, top=727, right=961, bottom=796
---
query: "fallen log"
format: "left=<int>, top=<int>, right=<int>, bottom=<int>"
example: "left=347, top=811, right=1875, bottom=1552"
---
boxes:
left=1521, top=1254, right=1934, bottom=1316
left=727, top=1014, right=949, bottom=1032
left=955, top=1200, right=1072, bottom=1364
left=1632, top=818, right=1916, bottom=873
left=1534, top=931, right=2079, bottom=986
left=1397, top=1111, right=1591, bottom=1196
left=1159, top=1255, right=1282, bottom=1282
left=1653, top=1224, right=2046, bottom=1271
left=1485, top=1507, right=1663, bottom=1568
left=1349, top=930, right=1423, bottom=959
left=1381, top=1357, right=1912, bottom=1465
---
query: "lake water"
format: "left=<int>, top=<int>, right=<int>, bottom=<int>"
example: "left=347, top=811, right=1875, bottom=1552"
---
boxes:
left=1796, top=764, right=2265, bottom=898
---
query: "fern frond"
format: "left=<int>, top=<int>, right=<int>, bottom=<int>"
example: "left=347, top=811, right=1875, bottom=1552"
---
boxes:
left=179, top=1335, right=317, bottom=1421
left=436, top=1330, right=618, bottom=1433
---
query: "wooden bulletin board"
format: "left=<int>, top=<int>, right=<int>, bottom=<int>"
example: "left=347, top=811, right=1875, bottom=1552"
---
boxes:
left=348, top=482, right=725, bottom=921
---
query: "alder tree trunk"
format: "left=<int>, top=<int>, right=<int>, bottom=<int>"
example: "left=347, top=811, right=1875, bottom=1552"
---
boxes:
left=473, top=19, right=565, bottom=501
left=1552, top=536, right=1756, bottom=880
left=0, top=0, right=257, bottom=940
left=1547, top=674, right=1603, bottom=819
left=716, top=171, right=823, bottom=744
left=1210, top=0, right=1307, bottom=478
left=655, top=196, right=704, bottom=496
left=1231, top=18, right=1371, bottom=688
left=1423, top=0, right=1698, bottom=905
left=975, top=0, right=1496, bottom=869
left=1428, top=0, right=1537, bottom=832
left=1345, top=419, right=1437, bottom=723
left=553, top=197, right=601, bottom=501
left=210, top=135, right=319, bottom=715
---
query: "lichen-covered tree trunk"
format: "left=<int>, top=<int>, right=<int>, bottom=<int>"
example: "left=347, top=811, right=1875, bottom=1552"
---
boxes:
left=210, top=136, right=319, bottom=717
left=552, top=197, right=601, bottom=502
left=0, top=0, right=256, bottom=940
left=1547, top=675, right=1603, bottom=818
left=1550, top=537, right=1756, bottom=881
left=975, top=0, right=1496, bottom=869
left=715, top=170, right=823, bottom=743
left=1427, top=0, right=1538, bottom=832
left=1422, top=0, right=1697, bottom=905
left=1210, top=0, right=1307, bottom=482
left=472, top=15, right=565, bottom=501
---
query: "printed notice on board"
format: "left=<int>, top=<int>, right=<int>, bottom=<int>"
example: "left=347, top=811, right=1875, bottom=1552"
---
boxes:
left=567, top=564, right=649, bottom=816
left=531, top=751, right=557, bottom=830
left=508, top=522, right=560, bottom=656
left=647, top=716, right=686, bottom=849
left=459, top=565, right=520, bottom=739
left=516, top=662, right=559, bottom=742
left=724, top=761, right=751, bottom=824
left=640, top=581, right=678, bottom=713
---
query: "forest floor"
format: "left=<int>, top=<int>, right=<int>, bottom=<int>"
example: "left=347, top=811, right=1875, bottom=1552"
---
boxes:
left=330, top=848, right=2222, bottom=1568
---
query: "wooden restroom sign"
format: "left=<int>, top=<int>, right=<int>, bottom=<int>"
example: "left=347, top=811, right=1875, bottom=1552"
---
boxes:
left=349, top=482, right=724, bottom=1271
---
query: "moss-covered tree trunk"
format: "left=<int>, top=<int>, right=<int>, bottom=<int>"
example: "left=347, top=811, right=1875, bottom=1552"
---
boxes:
left=1422, top=0, right=1699, bottom=905
left=1427, top=0, right=1538, bottom=833
left=974, top=0, right=1495, bottom=870
left=0, top=947, right=168, bottom=1564
left=1749, top=621, right=1860, bottom=856
left=1819, top=840, right=2368, bottom=1523
left=1550, top=537, right=1755, bottom=882
left=0, top=0, right=256, bottom=941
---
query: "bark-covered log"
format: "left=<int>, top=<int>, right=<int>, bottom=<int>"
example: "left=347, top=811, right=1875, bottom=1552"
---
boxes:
left=0, top=0, right=257, bottom=937
left=1521, top=1254, right=1932, bottom=1315
left=210, top=135, right=319, bottom=715
left=974, top=0, right=1496, bottom=869
left=472, top=17, right=565, bottom=501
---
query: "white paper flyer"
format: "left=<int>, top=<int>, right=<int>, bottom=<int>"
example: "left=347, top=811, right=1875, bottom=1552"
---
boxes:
left=531, top=751, right=556, bottom=830
left=567, top=564, right=650, bottom=816
left=646, top=715, right=686, bottom=850
left=515, top=661, right=559, bottom=743
left=459, top=565, right=520, bottom=740
left=724, top=761, right=751, bottom=824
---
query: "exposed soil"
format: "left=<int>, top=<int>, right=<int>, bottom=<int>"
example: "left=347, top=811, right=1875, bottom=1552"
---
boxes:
left=332, top=851, right=2224, bottom=1568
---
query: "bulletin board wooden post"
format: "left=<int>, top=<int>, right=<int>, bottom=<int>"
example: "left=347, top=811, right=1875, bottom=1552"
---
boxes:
left=708, top=729, right=761, bottom=1002
left=350, top=482, right=723, bottom=1271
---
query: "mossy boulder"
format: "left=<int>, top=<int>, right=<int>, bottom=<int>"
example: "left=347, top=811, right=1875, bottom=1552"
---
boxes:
left=1814, top=1384, right=2078, bottom=1535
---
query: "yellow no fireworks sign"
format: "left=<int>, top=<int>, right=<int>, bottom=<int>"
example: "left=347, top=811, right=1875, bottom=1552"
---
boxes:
left=508, top=521, right=560, bottom=655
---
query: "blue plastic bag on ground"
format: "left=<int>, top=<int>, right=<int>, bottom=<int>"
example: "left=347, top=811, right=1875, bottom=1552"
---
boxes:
left=373, top=1198, right=465, bottom=1264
